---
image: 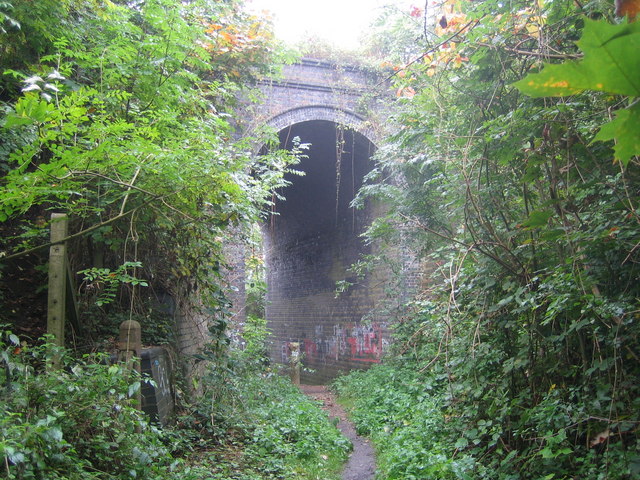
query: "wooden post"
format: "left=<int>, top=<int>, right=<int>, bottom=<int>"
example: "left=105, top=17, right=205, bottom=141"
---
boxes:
left=47, top=213, right=68, bottom=347
left=289, top=342, right=301, bottom=385
left=118, top=320, right=142, bottom=412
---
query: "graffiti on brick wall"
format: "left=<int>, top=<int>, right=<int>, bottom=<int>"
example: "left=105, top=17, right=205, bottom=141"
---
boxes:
left=283, top=322, right=387, bottom=364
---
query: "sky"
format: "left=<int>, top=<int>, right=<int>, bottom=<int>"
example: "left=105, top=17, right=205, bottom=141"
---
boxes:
left=245, top=0, right=415, bottom=49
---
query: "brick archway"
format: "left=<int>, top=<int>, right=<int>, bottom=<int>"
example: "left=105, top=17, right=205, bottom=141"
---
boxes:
left=266, top=105, right=378, bottom=145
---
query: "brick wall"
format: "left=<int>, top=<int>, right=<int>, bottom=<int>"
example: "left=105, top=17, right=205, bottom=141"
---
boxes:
left=241, top=58, right=409, bottom=384
left=263, top=118, right=390, bottom=383
left=253, top=58, right=388, bottom=144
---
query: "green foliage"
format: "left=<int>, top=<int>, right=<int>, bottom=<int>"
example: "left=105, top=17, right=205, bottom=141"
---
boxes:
left=514, top=19, right=640, bottom=97
left=515, top=19, right=640, bottom=164
left=169, top=339, right=351, bottom=480
left=241, top=374, right=351, bottom=479
left=0, top=0, right=301, bottom=349
left=594, top=103, right=640, bottom=164
left=0, top=330, right=169, bottom=480
left=245, top=223, right=267, bottom=319
left=334, top=365, right=457, bottom=479
left=343, top=0, right=640, bottom=478
left=0, top=328, right=351, bottom=480
left=0, top=1, right=19, bottom=34
left=240, top=314, right=270, bottom=362
left=79, top=261, right=148, bottom=307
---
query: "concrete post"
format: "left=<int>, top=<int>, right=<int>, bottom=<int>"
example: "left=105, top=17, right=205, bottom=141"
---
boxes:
left=289, top=342, right=301, bottom=385
left=47, top=213, right=68, bottom=347
left=118, top=320, right=142, bottom=411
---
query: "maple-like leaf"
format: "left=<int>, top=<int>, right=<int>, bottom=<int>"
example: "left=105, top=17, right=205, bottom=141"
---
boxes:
left=514, top=19, right=640, bottom=165
left=514, top=19, right=640, bottom=97
left=593, top=103, right=640, bottom=165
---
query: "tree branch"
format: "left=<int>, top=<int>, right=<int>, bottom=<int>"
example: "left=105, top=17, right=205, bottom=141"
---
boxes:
left=475, top=42, right=582, bottom=59
left=376, top=18, right=482, bottom=87
left=0, top=205, right=146, bottom=262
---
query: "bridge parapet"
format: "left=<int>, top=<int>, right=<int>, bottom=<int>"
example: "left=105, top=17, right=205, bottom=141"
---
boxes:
left=255, top=58, right=387, bottom=143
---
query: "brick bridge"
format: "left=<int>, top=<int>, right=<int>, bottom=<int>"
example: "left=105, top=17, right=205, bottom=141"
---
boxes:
left=250, top=59, right=399, bottom=382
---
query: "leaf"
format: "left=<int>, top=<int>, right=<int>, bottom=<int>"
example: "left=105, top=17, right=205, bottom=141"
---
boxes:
left=454, top=437, right=469, bottom=449
left=3, top=114, right=33, bottom=128
left=47, top=70, right=65, bottom=81
left=23, top=75, right=44, bottom=85
left=42, top=427, right=64, bottom=443
left=21, top=83, right=41, bottom=92
left=514, top=19, right=640, bottom=97
left=540, top=228, right=564, bottom=242
left=128, top=381, right=141, bottom=397
left=593, top=103, right=640, bottom=165
left=520, top=210, right=554, bottom=229
left=540, top=447, right=555, bottom=458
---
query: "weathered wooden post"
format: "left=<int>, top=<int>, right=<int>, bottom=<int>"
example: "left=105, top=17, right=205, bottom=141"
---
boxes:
left=289, top=342, right=301, bottom=385
left=118, top=320, right=142, bottom=412
left=47, top=213, right=68, bottom=347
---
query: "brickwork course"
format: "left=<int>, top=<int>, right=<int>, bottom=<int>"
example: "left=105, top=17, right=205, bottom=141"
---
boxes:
left=254, top=59, right=410, bottom=383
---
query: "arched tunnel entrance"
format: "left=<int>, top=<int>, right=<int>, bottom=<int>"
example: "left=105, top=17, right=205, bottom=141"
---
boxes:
left=263, top=119, right=385, bottom=383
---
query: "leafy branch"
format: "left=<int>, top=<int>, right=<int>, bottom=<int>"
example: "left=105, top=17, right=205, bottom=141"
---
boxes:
left=515, top=19, right=640, bottom=165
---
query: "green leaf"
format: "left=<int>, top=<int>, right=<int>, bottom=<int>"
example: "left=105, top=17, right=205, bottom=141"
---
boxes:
left=540, top=228, right=564, bottom=242
left=514, top=19, right=640, bottom=97
left=520, top=210, right=554, bottom=229
left=128, top=381, right=141, bottom=397
left=454, top=437, right=469, bottom=449
left=540, top=446, right=554, bottom=459
left=593, top=103, right=640, bottom=166
left=4, top=113, right=33, bottom=128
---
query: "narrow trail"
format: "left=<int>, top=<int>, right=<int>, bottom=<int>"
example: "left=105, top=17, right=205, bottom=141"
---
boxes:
left=300, top=385, right=376, bottom=480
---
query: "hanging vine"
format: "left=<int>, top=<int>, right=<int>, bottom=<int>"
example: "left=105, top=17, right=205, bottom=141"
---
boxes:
left=335, top=123, right=345, bottom=227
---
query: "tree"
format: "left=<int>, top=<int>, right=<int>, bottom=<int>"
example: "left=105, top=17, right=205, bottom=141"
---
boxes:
left=0, top=0, right=298, bottom=347
left=351, top=0, right=640, bottom=477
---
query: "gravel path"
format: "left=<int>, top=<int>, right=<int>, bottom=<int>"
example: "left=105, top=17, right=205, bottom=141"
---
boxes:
left=300, top=385, right=376, bottom=480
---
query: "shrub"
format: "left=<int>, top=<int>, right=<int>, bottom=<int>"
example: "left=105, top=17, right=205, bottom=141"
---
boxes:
left=0, top=330, right=169, bottom=479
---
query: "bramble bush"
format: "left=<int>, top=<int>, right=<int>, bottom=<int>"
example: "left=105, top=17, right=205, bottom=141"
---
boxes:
left=1, top=326, right=351, bottom=480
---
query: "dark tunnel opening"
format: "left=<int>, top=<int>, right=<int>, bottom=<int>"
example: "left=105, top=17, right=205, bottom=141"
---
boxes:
left=263, top=120, right=385, bottom=383
left=272, top=120, right=374, bottom=241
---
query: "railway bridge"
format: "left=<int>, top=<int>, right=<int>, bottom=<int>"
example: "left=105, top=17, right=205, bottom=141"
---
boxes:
left=251, top=59, right=402, bottom=382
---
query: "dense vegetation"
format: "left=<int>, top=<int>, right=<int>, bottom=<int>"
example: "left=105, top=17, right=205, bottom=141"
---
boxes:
left=337, top=0, right=640, bottom=478
left=1, top=0, right=639, bottom=478
left=0, top=1, right=347, bottom=478
left=0, top=0, right=297, bottom=344
left=1, top=323, right=350, bottom=479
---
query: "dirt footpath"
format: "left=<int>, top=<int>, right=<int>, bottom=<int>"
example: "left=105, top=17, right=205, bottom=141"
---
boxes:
left=300, top=385, right=376, bottom=480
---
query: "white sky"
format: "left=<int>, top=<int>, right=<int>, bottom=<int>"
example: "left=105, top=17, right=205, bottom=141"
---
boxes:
left=245, top=0, right=416, bottom=49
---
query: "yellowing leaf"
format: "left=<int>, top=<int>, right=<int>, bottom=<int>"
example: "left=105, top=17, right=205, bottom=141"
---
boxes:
left=514, top=19, right=640, bottom=97
left=515, top=19, right=640, bottom=165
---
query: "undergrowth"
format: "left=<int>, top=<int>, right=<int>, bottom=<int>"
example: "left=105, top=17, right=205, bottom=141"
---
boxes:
left=335, top=356, right=640, bottom=480
left=0, top=326, right=350, bottom=480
